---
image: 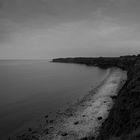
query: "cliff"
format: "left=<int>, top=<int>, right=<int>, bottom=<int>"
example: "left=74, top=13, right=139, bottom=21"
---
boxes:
left=52, top=54, right=140, bottom=140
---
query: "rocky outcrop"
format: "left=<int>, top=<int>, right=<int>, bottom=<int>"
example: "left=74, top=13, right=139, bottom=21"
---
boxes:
left=52, top=54, right=140, bottom=140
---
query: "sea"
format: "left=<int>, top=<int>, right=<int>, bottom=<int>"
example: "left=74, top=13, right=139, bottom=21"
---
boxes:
left=0, top=60, right=107, bottom=139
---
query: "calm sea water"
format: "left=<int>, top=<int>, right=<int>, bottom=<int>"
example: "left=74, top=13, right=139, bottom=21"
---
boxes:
left=0, top=60, right=107, bottom=139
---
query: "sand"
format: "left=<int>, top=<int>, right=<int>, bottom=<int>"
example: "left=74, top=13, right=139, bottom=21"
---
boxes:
left=36, top=68, right=127, bottom=140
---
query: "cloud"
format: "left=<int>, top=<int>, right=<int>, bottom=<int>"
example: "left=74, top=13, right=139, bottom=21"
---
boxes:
left=0, top=0, right=140, bottom=58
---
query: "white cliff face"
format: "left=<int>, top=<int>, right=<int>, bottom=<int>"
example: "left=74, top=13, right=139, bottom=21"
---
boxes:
left=40, top=68, right=127, bottom=140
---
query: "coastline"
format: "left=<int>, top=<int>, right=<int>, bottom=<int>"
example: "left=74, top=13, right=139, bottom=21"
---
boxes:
left=42, top=68, right=126, bottom=140
left=52, top=55, right=140, bottom=140
left=14, top=68, right=126, bottom=140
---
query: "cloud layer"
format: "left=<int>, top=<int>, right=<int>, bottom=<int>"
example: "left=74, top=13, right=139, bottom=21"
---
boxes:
left=0, top=0, right=140, bottom=58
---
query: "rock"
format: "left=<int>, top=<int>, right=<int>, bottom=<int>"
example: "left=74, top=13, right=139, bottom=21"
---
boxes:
left=45, top=115, right=48, bottom=118
left=50, top=120, right=54, bottom=123
left=97, top=116, right=103, bottom=120
left=43, top=128, right=49, bottom=134
left=28, top=128, right=32, bottom=132
left=74, top=121, right=79, bottom=125
left=61, top=132, right=68, bottom=136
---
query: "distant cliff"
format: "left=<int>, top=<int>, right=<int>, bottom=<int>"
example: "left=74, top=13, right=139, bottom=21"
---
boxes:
left=52, top=55, right=137, bottom=70
left=52, top=54, right=140, bottom=140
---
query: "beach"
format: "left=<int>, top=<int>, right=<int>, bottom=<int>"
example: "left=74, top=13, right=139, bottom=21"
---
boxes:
left=19, top=68, right=127, bottom=140
left=1, top=60, right=107, bottom=140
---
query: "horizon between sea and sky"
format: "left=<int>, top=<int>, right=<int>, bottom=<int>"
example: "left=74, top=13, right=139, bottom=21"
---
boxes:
left=0, top=0, right=140, bottom=59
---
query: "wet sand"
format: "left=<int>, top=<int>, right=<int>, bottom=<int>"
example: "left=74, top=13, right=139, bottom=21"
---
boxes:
left=14, top=68, right=127, bottom=140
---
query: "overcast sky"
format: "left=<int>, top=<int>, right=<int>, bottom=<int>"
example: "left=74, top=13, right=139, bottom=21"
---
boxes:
left=0, top=0, right=140, bottom=59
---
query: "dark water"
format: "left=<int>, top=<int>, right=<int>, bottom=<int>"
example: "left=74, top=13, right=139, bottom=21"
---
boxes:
left=0, top=60, right=107, bottom=139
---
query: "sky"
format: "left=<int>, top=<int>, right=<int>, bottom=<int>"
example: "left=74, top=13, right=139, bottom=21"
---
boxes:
left=0, top=0, right=140, bottom=59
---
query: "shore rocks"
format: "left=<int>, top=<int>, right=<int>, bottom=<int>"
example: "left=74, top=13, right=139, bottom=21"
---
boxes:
left=45, top=115, right=48, bottom=118
left=61, top=132, right=68, bottom=136
left=97, top=117, right=103, bottom=121
left=28, top=128, right=32, bottom=132
left=74, top=121, right=79, bottom=125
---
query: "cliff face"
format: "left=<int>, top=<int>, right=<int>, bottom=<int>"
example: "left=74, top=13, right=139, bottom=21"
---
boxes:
left=52, top=55, right=140, bottom=140
left=97, top=58, right=140, bottom=140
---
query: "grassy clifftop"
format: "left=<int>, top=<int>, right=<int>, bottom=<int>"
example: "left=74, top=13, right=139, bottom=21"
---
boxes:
left=53, top=54, right=140, bottom=140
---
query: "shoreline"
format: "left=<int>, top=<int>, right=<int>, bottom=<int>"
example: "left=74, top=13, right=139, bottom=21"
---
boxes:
left=52, top=55, right=140, bottom=140
left=41, top=68, right=127, bottom=140
left=14, top=68, right=127, bottom=140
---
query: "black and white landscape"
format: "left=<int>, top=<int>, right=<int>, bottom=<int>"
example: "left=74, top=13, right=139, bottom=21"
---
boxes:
left=0, top=0, right=140, bottom=140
